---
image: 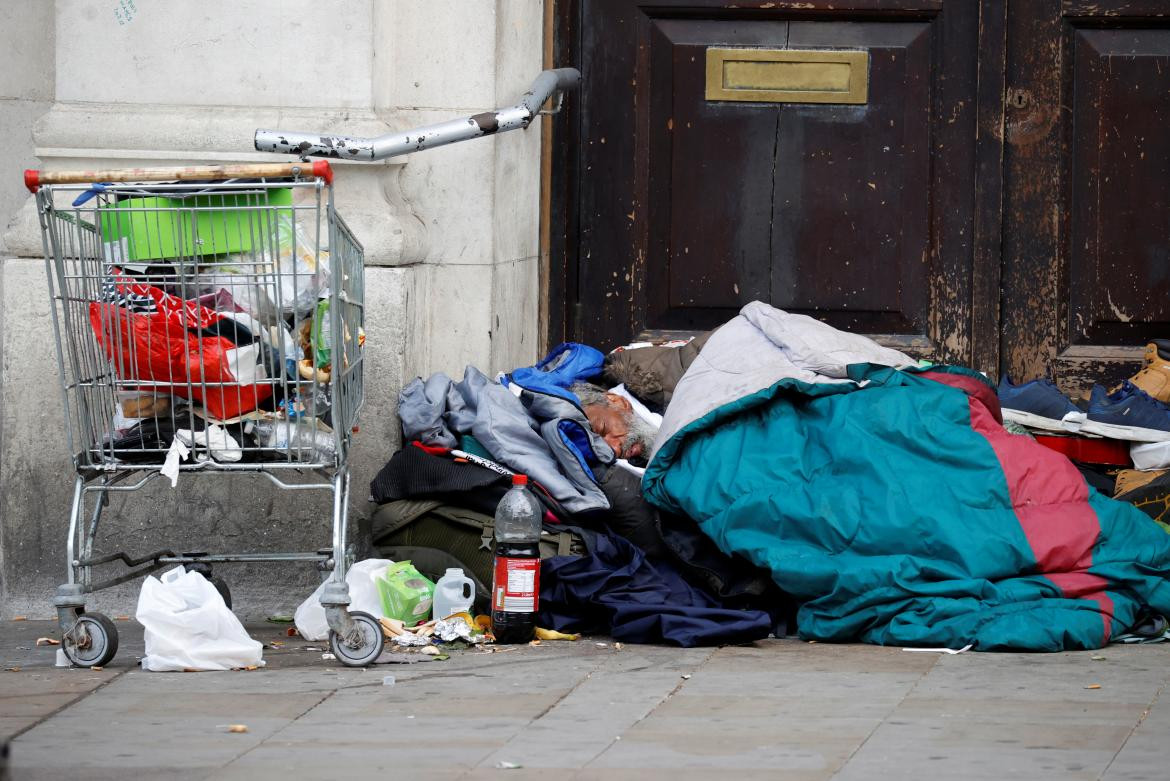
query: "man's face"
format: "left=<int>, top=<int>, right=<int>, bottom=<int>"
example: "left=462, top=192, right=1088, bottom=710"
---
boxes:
left=583, top=393, right=649, bottom=462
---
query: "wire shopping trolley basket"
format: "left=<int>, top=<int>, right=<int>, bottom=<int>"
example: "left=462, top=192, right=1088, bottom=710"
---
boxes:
left=26, top=160, right=386, bottom=667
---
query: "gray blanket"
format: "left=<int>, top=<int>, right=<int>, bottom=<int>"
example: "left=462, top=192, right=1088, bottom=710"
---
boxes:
left=399, top=367, right=613, bottom=514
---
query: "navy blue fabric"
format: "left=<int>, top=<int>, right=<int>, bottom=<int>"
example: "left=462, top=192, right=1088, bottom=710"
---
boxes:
left=507, top=342, right=604, bottom=402
left=998, top=376, right=1080, bottom=420
left=1087, top=381, right=1170, bottom=433
left=557, top=420, right=598, bottom=480
left=539, top=526, right=774, bottom=647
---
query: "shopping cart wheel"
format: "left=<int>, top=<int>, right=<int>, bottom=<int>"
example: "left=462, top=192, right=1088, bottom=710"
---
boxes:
left=62, top=612, right=119, bottom=668
left=329, top=611, right=384, bottom=667
left=210, top=576, right=232, bottom=611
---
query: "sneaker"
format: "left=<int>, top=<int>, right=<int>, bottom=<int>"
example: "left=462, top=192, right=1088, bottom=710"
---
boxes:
left=997, top=377, right=1086, bottom=433
left=1080, top=382, right=1170, bottom=442
left=1117, top=340, right=1170, bottom=403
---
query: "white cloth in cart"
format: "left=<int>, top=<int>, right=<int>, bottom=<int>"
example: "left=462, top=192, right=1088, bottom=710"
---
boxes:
left=161, top=425, right=244, bottom=487
left=294, top=558, right=393, bottom=642
left=177, top=425, right=244, bottom=462
left=136, top=566, right=265, bottom=672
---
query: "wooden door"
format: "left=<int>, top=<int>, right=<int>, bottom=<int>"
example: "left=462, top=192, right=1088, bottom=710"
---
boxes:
left=552, top=0, right=1006, bottom=373
left=1002, top=0, right=1170, bottom=391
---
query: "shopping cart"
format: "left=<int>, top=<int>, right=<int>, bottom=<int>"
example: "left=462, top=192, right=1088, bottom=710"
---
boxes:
left=24, top=66, right=579, bottom=669
left=25, top=160, right=385, bottom=666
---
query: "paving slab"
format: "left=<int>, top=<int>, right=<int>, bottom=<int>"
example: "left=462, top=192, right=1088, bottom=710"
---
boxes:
left=3, top=620, right=1169, bottom=780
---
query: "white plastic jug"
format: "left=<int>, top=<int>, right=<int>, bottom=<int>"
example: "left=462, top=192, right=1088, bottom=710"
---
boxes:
left=432, top=568, right=475, bottom=619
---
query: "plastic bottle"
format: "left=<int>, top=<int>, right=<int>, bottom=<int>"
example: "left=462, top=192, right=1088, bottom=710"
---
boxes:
left=250, top=420, right=336, bottom=461
left=432, top=568, right=475, bottom=620
left=491, top=474, right=542, bottom=643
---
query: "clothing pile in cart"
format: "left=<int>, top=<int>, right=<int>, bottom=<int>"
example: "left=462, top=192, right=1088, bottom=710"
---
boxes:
left=366, top=301, right=1170, bottom=652
left=79, top=182, right=356, bottom=474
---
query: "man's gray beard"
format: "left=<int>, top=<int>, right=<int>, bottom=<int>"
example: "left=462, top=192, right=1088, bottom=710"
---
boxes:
left=622, top=413, right=659, bottom=467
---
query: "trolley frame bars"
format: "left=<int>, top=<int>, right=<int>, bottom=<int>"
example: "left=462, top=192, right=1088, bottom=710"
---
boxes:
left=36, top=175, right=363, bottom=592
left=38, top=179, right=361, bottom=472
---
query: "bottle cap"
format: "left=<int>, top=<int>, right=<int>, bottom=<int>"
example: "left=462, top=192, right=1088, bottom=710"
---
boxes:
left=511, top=474, right=528, bottom=486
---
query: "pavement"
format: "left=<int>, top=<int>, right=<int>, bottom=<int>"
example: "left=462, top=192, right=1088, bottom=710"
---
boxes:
left=1, top=618, right=1167, bottom=780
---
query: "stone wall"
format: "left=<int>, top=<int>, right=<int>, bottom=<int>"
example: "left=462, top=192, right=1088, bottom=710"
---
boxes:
left=0, top=0, right=545, bottom=618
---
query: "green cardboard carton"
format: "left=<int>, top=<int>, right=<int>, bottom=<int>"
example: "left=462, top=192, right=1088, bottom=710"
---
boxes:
left=376, top=561, right=435, bottom=625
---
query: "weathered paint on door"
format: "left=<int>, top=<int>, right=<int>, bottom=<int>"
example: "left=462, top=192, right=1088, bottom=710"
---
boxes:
left=552, top=0, right=1170, bottom=391
left=1002, top=0, right=1170, bottom=392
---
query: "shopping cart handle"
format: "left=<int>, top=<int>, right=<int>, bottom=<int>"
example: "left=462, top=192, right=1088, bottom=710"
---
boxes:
left=23, top=161, right=333, bottom=192
left=254, top=67, right=582, bottom=162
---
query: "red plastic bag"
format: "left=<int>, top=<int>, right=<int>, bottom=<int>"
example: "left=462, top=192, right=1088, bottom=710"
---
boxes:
left=89, top=275, right=272, bottom=420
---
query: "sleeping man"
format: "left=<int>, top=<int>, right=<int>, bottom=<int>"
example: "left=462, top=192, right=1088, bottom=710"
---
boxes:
left=571, top=382, right=659, bottom=466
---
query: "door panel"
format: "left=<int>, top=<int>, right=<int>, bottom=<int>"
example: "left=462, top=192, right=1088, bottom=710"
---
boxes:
left=1003, top=0, right=1170, bottom=390
left=569, top=0, right=991, bottom=365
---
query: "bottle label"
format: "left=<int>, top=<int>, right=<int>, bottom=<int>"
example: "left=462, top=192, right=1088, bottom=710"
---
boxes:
left=493, top=557, right=539, bottom=613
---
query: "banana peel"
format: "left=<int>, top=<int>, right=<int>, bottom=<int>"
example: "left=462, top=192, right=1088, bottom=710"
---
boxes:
left=534, top=627, right=580, bottom=642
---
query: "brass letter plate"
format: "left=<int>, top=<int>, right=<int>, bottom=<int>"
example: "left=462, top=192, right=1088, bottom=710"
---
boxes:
left=705, top=48, right=869, bottom=104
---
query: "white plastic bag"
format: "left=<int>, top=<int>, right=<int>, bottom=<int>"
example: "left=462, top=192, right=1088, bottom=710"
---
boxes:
left=136, top=566, right=264, bottom=672
left=208, top=214, right=330, bottom=323
left=1132, top=441, right=1170, bottom=471
left=294, top=558, right=393, bottom=642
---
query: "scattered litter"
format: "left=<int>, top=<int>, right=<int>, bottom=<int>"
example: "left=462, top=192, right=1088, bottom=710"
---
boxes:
left=268, top=641, right=284, bottom=648
left=5, top=667, right=19, bottom=672
left=55, top=649, right=68, bottom=667
left=534, top=627, right=580, bottom=641
left=614, top=642, right=624, bottom=651
left=529, top=639, right=543, bottom=647
left=419, top=646, right=441, bottom=656
left=434, top=616, right=476, bottom=643
left=266, top=615, right=294, bottom=623
left=495, top=761, right=523, bottom=769
left=226, top=724, right=249, bottom=733
left=382, top=675, right=396, bottom=686
left=379, top=617, right=407, bottom=638
left=35, top=637, right=60, bottom=646
left=681, top=674, right=692, bottom=680
left=390, top=632, right=431, bottom=648
left=92, top=666, right=103, bottom=671
left=12, top=616, right=27, bottom=621
left=321, top=653, right=336, bottom=661
left=286, top=627, right=300, bottom=638
left=115, top=616, right=131, bottom=621
left=595, top=642, right=608, bottom=648
left=242, top=665, right=259, bottom=671
left=1085, top=683, right=1102, bottom=690
left=1091, top=655, right=1107, bottom=661
left=902, top=644, right=973, bottom=654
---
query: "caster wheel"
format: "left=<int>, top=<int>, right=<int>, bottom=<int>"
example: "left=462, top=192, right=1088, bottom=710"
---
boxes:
left=328, top=611, right=384, bottom=667
left=62, top=612, right=119, bottom=668
left=210, top=576, right=232, bottom=611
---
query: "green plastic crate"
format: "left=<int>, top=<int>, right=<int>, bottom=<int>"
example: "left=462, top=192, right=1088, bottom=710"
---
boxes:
left=97, top=187, right=293, bottom=261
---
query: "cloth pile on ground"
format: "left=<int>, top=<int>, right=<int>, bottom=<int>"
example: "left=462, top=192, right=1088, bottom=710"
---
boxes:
left=642, top=302, right=1170, bottom=651
left=376, top=343, right=779, bottom=647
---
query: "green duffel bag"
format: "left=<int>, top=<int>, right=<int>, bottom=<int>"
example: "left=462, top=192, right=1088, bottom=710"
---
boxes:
left=369, top=499, right=586, bottom=612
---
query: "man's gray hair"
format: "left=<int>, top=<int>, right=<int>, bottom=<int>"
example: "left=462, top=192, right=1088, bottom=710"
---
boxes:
left=570, top=381, right=611, bottom=409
